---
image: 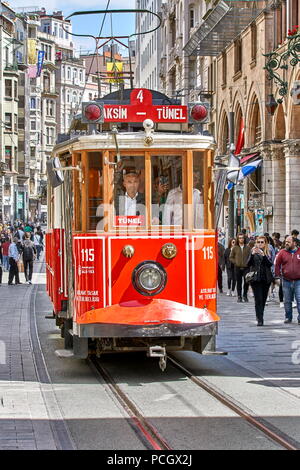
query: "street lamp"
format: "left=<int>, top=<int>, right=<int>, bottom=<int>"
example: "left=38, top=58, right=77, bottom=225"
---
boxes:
left=265, top=94, right=278, bottom=115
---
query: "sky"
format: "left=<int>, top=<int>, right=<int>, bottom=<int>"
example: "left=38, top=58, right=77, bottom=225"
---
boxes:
left=8, top=0, right=137, bottom=54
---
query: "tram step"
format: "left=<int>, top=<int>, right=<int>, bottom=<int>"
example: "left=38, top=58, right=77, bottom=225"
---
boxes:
left=55, top=349, right=74, bottom=358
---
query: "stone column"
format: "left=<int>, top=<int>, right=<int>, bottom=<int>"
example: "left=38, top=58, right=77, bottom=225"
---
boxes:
left=283, top=140, right=300, bottom=232
left=271, top=145, right=286, bottom=236
left=259, top=144, right=273, bottom=234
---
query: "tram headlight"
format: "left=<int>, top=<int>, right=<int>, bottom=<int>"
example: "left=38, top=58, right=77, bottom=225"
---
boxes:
left=132, top=261, right=167, bottom=296
left=188, top=102, right=210, bottom=124
left=81, top=102, right=104, bottom=123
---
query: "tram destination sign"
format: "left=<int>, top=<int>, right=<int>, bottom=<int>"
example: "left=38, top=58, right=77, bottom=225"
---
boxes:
left=103, top=88, right=188, bottom=123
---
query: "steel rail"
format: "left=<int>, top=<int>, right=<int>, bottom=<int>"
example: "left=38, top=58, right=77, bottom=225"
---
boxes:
left=89, top=357, right=172, bottom=451
left=29, top=259, right=76, bottom=450
left=167, top=354, right=299, bottom=451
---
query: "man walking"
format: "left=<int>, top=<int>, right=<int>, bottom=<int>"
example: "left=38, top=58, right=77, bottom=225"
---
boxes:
left=275, top=235, right=300, bottom=324
left=8, top=237, right=21, bottom=285
left=23, top=233, right=36, bottom=284
left=229, top=232, right=251, bottom=303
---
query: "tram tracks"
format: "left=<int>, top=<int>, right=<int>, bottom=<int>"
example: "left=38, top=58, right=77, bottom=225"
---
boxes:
left=167, top=354, right=300, bottom=451
left=89, top=357, right=172, bottom=450
left=89, top=352, right=299, bottom=451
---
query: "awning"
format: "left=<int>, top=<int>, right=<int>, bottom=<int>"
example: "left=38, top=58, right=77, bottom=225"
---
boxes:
left=240, top=152, right=260, bottom=164
left=183, top=1, right=265, bottom=57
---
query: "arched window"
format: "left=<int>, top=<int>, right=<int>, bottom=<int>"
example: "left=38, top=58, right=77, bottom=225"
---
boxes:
left=220, top=112, right=229, bottom=155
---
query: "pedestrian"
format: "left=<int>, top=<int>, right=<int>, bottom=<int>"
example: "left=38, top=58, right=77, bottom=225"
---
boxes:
left=224, top=238, right=236, bottom=296
left=1, top=237, right=10, bottom=271
left=33, top=230, right=43, bottom=260
left=22, top=232, right=36, bottom=284
left=247, top=236, right=274, bottom=326
left=272, top=232, right=282, bottom=250
left=291, top=229, right=300, bottom=247
left=15, top=225, right=24, bottom=242
left=8, top=237, right=21, bottom=285
left=229, top=232, right=251, bottom=303
left=218, top=241, right=225, bottom=293
left=24, top=222, right=34, bottom=240
left=241, top=228, right=250, bottom=244
left=274, top=235, right=300, bottom=324
left=0, top=246, right=2, bottom=285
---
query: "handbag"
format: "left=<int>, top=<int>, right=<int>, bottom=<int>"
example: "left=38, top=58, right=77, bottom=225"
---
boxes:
left=245, top=270, right=258, bottom=283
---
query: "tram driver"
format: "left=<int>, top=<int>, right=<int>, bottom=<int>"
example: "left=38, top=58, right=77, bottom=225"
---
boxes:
left=115, top=168, right=146, bottom=218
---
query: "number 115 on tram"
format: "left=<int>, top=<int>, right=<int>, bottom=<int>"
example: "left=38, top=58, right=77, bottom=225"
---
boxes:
left=45, top=88, right=219, bottom=370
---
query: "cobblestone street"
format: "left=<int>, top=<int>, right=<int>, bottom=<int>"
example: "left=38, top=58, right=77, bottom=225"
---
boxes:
left=217, top=288, right=300, bottom=399
left=0, top=261, right=300, bottom=450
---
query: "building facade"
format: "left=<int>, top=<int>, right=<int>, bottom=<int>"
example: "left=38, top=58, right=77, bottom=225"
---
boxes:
left=135, top=0, right=161, bottom=91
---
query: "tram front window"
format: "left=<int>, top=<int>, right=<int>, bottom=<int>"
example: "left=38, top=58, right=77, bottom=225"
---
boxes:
left=113, top=156, right=145, bottom=227
left=151, top=155, right=183, bottom=226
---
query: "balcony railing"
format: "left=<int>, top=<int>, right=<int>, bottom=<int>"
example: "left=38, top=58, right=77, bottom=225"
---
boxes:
left=42, top=88, right=59, bottom=96
left=4, top=63, right=19, bottom=72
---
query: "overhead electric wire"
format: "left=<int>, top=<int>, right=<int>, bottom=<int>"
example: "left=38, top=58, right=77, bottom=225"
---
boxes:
left=67, top=0, right=111, bottom=133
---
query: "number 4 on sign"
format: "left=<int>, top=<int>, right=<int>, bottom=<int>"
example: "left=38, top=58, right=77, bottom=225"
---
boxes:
left=202, top=247, right=213, bottom=260
left=137, top=89, right=143, bottom=103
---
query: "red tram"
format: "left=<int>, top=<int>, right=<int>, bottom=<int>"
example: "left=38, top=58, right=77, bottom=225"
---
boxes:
left=46, top=88, right=219, bottom=370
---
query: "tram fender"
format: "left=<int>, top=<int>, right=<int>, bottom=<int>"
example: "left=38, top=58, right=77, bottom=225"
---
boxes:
left=75, top=298, right=220, bottom=326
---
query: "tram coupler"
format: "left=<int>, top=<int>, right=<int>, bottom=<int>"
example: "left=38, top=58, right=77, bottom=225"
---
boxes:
left=148, top=345, right=166, bottom=358
left=148, top=346, right=167, bottom=372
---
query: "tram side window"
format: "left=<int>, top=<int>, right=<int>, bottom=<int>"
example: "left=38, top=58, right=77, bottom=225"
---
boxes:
left=113, top=156, right=145, bottom=227
left=88, top=152, right=103, bottom=231
left=193, top=152, right=205, bottom=229
left=151, top=155, right=183, bottom=226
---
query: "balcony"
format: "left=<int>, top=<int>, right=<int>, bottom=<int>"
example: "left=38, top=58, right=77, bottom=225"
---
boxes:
left=4, top=63, right=19, bottom=73
left=42, top=88, right=59, bottom=97
left=183, top=0, right=267, bottom=56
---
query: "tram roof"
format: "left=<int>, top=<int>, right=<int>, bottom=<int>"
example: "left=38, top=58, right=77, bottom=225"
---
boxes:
left=52, top=132, right=215, bottom=157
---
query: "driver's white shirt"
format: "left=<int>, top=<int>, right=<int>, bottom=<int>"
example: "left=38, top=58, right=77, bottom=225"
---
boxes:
left=125, top=192, right=138, bottom=216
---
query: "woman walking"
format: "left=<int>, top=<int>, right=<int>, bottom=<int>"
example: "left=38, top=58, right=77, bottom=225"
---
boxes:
left=247, top=236, right=274, bottom=326
left=229, top=232, right=251, bottom=303
left=224, top=238, right=236, bottom=296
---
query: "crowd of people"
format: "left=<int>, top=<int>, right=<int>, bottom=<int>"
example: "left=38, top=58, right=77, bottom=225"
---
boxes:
left=0, top=221, right=44, bottom=286
left=218, top=229, right=300, bottom=327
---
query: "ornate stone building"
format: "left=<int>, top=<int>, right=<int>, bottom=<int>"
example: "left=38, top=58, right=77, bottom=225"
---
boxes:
left=179, top=0, right=300, bottom=235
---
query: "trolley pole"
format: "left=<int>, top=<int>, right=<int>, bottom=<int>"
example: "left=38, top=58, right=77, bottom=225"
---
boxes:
left=228, top=112, right=235, bottom=239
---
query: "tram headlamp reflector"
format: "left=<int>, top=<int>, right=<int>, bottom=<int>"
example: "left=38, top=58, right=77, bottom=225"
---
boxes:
left=132, top=261, right=167, bottom=296
left=139, top=268, right=162, bottom=291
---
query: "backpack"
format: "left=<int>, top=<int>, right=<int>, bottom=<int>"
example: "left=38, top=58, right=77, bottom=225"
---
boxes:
left=23, top=244, right=34, bottom=261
